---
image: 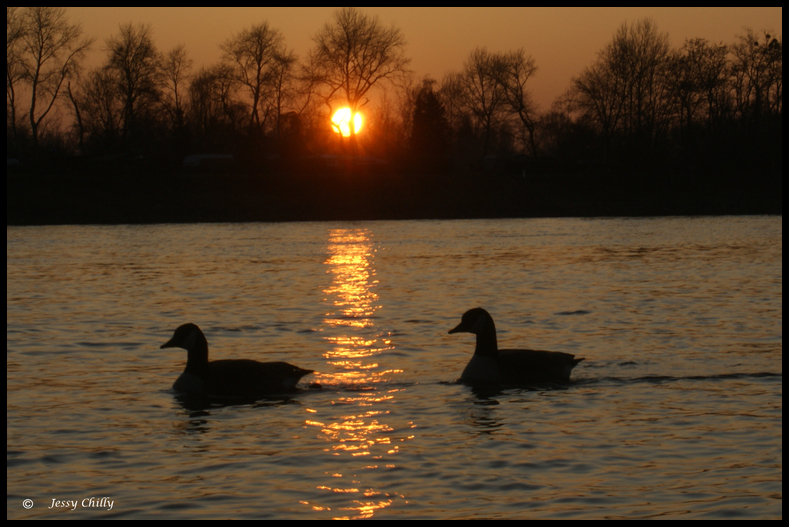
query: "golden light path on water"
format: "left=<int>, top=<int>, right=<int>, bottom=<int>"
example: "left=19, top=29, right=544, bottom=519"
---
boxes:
left=303, top=228, right=412, bottom=519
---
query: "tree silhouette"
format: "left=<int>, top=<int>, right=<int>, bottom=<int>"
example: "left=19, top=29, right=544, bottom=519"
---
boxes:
left=410, top=79, right=448, bottom=167
left=11, top=7, right=93, bottom=156
left=187, top=64, right=245, bottom=151
left=220, top=21, right=291, bottom=133
left=161, top=44, right=193, bottom=132
left=105, top=23, right=160, bottom=143
left=307, top=7, right=410, bottom=133
left=570, top=19, right=673, bottom=163
left=730, top=29, right=782, bottom=125
left=492, top=49, right=539, bottom=156
left=459, top=48, right=506, bottom=155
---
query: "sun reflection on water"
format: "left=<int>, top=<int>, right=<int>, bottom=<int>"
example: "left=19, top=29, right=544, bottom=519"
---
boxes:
left=302, top=228, right=412, bottom=518
left=323, top=229, right=379, bottom=329
left=320, top=228, right=394, bottom=379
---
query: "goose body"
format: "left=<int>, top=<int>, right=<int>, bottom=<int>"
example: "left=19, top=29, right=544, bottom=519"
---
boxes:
left=449, top=308, right=583, bottom=385
left=161, top=323, right=314, bottom=397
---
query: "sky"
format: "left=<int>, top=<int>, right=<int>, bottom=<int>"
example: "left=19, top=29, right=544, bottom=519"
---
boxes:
left=69, top=7, right=782, bottom=111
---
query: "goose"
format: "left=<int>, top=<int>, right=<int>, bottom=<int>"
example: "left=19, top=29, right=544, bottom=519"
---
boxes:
left=161, top=323, right=314, bottom=397
left=449, top=308, right=584, bottom=385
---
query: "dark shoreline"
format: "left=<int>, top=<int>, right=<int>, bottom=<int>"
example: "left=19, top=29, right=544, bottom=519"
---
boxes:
left=7, top=168, right=782, bottom=226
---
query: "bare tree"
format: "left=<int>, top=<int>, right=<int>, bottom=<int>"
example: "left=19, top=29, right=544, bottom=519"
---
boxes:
left=105, top=23, right=160, bottom=141
left=64, top=80, right=84, bottom=154
left=440, top=47, right=539, bottom=157
left=438, top=72, right=468, bottom=145
left=459, top=48, right=507, bottom=155
left=491, top=49, right=539, bottom=155
left=161, top=43, right=193, bottom=130
left=7, top=8, right=23, bottom=140
left=570, top=19, right=673, bottom=160
left=571, top=59, right=627, bottom=159
left=730, top=28, right=782, bottom=124
left=269, top=48, right=298, bottom=138
left=7, top=7, right=27, bottom=149
left=410, top=77, right=449, bottom=163
left=188, top=64, right=245, bottom=146
left=363, top=86, right=410, bottom=159
left=12, top=7, right=93, bottom=155
left=76, top=67, right=125, bottom=149
left=611, top=19, right=673, bottom=144
left=670, top=38, right=729, bottom=134
left=307, top=7, right=410, bottom=126
left=221, top=21, right=288, bottom=132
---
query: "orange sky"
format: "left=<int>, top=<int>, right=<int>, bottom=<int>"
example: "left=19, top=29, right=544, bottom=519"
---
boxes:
left=69, top=7, right=782, bottom=111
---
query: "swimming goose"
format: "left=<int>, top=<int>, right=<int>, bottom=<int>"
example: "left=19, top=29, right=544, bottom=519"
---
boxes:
left=449, top=308, right=584, bottom=385
left=161, top=323, right=314, bottom=397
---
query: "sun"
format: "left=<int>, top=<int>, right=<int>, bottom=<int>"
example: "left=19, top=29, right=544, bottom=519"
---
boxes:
left=331, top=108, right=363, bottom=137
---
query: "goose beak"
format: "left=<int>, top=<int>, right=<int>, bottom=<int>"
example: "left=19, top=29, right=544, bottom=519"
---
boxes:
left=448, top=322, right=465, bottom=334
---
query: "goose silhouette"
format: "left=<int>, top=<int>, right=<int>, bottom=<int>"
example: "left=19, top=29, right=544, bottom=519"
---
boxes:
left=449, top=308, right=584, bottom=385
left=161, top=323, right=314, bottom=397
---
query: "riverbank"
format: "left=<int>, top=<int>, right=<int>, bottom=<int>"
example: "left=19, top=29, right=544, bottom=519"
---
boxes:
left=6, top=167, right=782, bottom=225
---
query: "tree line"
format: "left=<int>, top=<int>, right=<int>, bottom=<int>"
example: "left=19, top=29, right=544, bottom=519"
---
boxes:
left=7, top=8, right=782, bottom=176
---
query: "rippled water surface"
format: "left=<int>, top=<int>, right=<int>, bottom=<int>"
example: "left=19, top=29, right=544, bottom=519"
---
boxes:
left=7, top=216, right=782, bottom=519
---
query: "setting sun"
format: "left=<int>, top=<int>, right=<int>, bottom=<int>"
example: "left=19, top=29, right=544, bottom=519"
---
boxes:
left=331, top=108, right=363, bottom=137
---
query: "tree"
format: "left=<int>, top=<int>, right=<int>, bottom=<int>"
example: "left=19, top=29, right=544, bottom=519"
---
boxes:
left=441, top=47, right=539, bottom=157
left=611, top=19, right=673, bottom=149
left=7, top=7, right=26, bottom=150
left=728, top=28, right=782, bottom=173
left=670, top=38, right=729, bottom=133
left=438, top=72, right=468, bottom=148
left=64, top=77, right=88, bottom=156
left=75, top=67, right=125, bottom=151
left=269, top=48, right=299, bottom=139
left=105, top=23, right=161, bottom=142
left=410, top=78, right=448, bottom=165
left=491, top=49, right=539, bottom=155
left=458, top=48, right=507, bottom=155
left=188, top=64, right=245, bottom=150
left=570, top=19, right=674, bottom=162
left=571, top=57, right=627, bottom=160
left=308, top=7, right=410, bottom=132
left=729, top=29, right=782, bottom=125
left=220, top=21, right=290, bottom=132
left=11, top=7, right=93, bottom=155
left=160, top=43, right=193, bottom=131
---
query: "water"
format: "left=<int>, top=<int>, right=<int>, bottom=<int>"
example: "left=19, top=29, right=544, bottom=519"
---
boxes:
left=7, top=216, right=782, bottom=519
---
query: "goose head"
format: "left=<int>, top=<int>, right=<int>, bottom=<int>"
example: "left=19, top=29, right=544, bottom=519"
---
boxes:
left=161, top=323, right=209, bottom=372
left=449, top=308, right=499, bottom=356
left=448, top=307, right=494, bottom=336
